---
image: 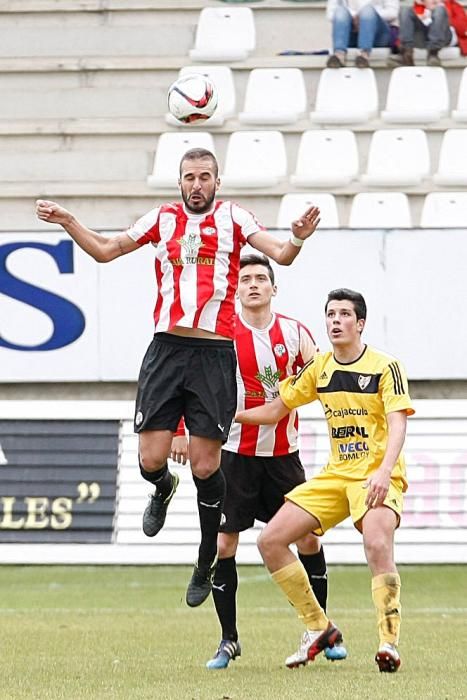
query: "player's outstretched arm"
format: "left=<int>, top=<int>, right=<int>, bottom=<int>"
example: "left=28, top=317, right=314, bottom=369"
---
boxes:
left=35, top=199, right=139, bottom=263
left=248, top=206, right=320, bottom=266
left=235, top=396, right=290, bottom=426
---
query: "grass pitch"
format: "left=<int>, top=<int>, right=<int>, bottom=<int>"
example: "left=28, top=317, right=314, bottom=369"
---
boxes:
left=1, top=564, right=466, bottom=700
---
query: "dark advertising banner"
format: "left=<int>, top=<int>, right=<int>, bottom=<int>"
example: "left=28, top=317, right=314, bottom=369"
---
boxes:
left=0, top=420, right=119, bottom=543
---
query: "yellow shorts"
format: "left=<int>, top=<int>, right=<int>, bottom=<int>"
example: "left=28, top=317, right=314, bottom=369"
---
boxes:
left=285, top=469, right=404, bottom=535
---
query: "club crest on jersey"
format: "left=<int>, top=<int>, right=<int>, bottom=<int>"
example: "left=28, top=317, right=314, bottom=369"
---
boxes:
left=256, top=365, right=281, bottom=390
left=179, top=232, right=202, bottom=262
left=358, top=375, right=371, bottom=391
left=274, top=343, right=286, bottom=357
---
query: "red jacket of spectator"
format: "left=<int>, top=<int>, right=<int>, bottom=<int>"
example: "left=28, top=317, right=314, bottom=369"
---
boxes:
left=412, top=1, right=467, bottom=55
left=444, top=0, right=467, bottom=55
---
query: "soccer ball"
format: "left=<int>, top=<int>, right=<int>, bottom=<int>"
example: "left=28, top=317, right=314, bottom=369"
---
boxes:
left=167, top=74, right=218, bottom=124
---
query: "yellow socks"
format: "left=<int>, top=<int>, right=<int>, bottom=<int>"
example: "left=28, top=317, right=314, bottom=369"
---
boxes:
left=372, top=572, right=401, bottom=646
left=272, top=559, right=328, bottom=630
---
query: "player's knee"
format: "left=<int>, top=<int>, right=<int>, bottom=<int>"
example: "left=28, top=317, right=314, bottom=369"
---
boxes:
left=257, top=527, right=277, bottom=558
left=190, top=461, right=218, bottom=479
left=364, top=535, right=392, bottom=568
left=296, top=532, right=321, bottom=555
left=138, top=449, right=167, bottom=472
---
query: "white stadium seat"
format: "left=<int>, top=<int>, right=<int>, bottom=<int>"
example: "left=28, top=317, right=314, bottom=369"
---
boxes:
left=381, top=67, right=449, bottom=123
left=310, top=68, right=378, bottom=125
left=452, top=67, right=467, bottom=122
left=290, top=130, right=359, bottom=187
left=276, top=193, right=339, bottom=229
left=221, top=131, right=287, bottom=188
left=166, top=66, right=236, bottom=127
left=433, top=130, right=467, bottom=186
left=147, top=132, right=215, bottom=189
left=239, top=68, right=307, bottom=126
left=420, top=192, right=467, bottom=227
left=414, top=46, right=460, bottom=61
left=361, top=129, right=430, bottom=187
left=349, top=192, right=412, bottom=228
left=189, top=7, right=255, bottom=62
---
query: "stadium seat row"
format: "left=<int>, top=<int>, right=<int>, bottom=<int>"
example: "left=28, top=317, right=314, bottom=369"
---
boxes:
left=147, top=129, right=467, bottom=190
left=188, top=6, right=461, bottom=67
left=276, top=192, right=467, bottom=229
left=165, top=65, right=467, bottom=128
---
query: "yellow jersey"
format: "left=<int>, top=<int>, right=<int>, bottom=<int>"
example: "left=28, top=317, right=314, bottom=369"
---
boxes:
left=279, top=345, right=414, bottom=490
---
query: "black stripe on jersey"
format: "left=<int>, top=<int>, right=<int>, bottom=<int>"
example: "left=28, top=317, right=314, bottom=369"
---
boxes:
left=291, top=356, right=315, bottom=384
left=317, top=370, right=382, bottom=394
left=389, top=362, right=405, bottom=395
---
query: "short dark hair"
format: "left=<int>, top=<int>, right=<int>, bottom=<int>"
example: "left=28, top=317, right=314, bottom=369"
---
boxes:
left=240, top=253, right=275, bottom=285
left=179, top=148, right=218, bottom=178
left=325, top=288, right=367, bottom=321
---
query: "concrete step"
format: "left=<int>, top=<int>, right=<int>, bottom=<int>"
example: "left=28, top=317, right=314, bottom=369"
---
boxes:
left=0, top=179, right=447, bottom=231
left=0, top=58, right=465, bottom=122
left=0, top=124, right=456, bottom=185
left=0, top=1, right=331, bottom=59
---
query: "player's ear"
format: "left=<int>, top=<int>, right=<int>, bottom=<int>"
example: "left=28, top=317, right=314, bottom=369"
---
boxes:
left=215, top=177, right=221, bottom=190
left=357, top=318, right=365, bottom=333
left=272, top=285, right=278, bottom=296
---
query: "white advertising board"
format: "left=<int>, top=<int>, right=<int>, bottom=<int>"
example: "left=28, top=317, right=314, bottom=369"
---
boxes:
left=1, top=228, right=466, bottom=381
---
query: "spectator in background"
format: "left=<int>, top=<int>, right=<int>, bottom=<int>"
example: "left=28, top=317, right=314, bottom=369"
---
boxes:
left=444, top=0, right=467, bottom=56
left=326, top=0, right=400, bottom=68
left=389, top=0, right=454, bottom=66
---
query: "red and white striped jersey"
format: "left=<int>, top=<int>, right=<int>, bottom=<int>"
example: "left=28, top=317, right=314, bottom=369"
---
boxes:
left=126, top=201, right=265, bottom=339
left=224, top=312, right=317, bottom=457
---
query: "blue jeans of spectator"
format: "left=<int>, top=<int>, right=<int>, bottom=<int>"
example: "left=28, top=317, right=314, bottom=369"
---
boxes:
left=332, top=5, right=392, bottom=53
left=399, top=6, right=452, bottom=50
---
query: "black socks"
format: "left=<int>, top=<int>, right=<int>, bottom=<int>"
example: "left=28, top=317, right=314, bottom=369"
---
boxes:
left=298, top=546, right=328, bottom=612
left=212, top=556, right=238, bottom=642
left=193, top=469, right=226, bottom=567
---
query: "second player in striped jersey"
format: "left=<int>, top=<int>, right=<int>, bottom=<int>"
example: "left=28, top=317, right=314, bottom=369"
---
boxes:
left=204, top=253, right=347, bottom=669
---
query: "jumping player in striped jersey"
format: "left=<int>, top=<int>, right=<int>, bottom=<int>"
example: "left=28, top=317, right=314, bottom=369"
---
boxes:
left=35, top=148, right=321, bottom=608
left=235, top=288, right=414, bottom=672
left=202, top=253, right=347, bottom=669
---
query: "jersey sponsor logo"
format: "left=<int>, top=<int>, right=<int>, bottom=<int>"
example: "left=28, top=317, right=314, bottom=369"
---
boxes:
left=331, top=425, right=369, bottom=438
left=171, top=256, right=214, bottom=266
left=255, top=365, right=281, bottom=390
left=319, top=371, right=328, bottom=380
left=245, top=389, right=266, bottom=398
left=178, top=232, right=202, bottom=263
left=338, top=441, right=369, bottom=460
left=273, top=343, right=286, bottom=357
left=358, top=375, right=371, bottom=391
left=324, top=405, right=369, bottom=420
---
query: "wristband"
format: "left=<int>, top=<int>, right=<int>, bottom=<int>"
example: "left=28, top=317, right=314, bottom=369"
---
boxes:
left=290, top=234, right=304, bottom=248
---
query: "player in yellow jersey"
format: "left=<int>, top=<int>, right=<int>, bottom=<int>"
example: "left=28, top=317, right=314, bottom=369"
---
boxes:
left=235, top=288, right=414, bottom=673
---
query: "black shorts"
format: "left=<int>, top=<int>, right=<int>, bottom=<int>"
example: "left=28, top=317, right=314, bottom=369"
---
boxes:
left=134, top=333, right=237, bottom=443
left=219, top=450, right=306, bottom=532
